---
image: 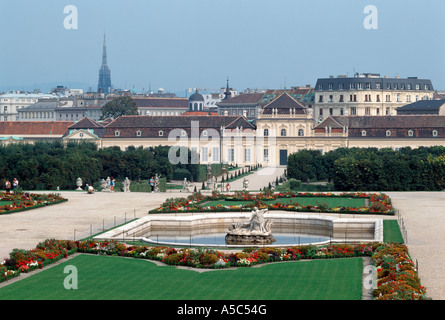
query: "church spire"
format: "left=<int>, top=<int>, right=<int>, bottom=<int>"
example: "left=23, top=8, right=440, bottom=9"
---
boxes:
left=102, top=33, right=108, bottom=66
left=98, top=33, right=112, bottom=94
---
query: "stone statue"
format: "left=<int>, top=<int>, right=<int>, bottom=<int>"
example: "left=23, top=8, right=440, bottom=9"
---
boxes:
left=100, top=179, right=108, bottom=191
left=242, top=178, right=249, bottom=191
left=225, top=207, right=275, bottom=244
left=76, top=178, right=83, bottom=191
left=182, top=178, right=190, bottom=192
left=122, top=177, right=131, bottom=192
left=154, top=174, right=160, bottom=193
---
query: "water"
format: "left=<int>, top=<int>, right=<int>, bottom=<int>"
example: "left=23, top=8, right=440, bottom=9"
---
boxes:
left=146, top=233, right=331, bottom=247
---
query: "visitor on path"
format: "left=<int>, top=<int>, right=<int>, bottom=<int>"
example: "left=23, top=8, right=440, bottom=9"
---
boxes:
left=110, top=177, right=115, bottom=192
left=12, top=178, right=18, bottom=191
left=5, top=180, right=11, bottom=194
left=149, top=176, right=155, bottom=193
left=225, top=183, right=231, bottom=192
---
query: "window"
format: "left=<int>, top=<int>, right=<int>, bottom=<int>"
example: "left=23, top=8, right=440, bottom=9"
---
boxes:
left=319, top=108, right=323, bottom=116
left=202, top=147, right=208, bottom=162
left=339, top=95, right=344, bottom=102
left=338, top=83, right=344, bottom=90
left=298, top=129, right=304, bottom=136
left=328, top=83, right=333, bottom=90
left=329, top=108, right=333, bottom=115
left=329, top=95, right=333, bottom=102
left=408, top=130, right=413, bottom=137
left=244, top=149, right=251, bottom=162
left=386, top=95, right=391, bottom=102
left=136, top=130, right=142, bottom=137
left=318, top=84, right=323, bottom=90
left=228, top=149, right=235, bottom=162
left=202, top=130, right=208, bottom=137
left=376, top=83, right=381, bottom=90
left=376, top=95, right=380, bottom=102
left=212, top=147, right=219, bottom=162
left=158, top=130, right=163, bottom=136
left=340, top=108, right=344, bottom=115
left=433, top=130, right=438, bottom=137
left=318, top=95, right=323, bottom=103
left=357, top=83, right=363, bottom=90
left=263, top=149, right=269, bottom=162
left=115, top=130, right=120, bottom=137
left=280, top=129, right=287, bottom=136
left=350, top=107, right=357, bottom=115
left=361, top=130, right=367, bottom=136
left=181, top=130, right=186, bottom=137
left=365, top=107, right=371, bottom=115
left=386, top=130, right=391, bottom=137
left=264, top=129, right=269, bottom=136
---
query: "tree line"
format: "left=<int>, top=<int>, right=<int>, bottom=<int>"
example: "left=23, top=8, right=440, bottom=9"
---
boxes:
left=0, top=141, right=200, bottom=191
left=287, top=146, right=445, bottom=191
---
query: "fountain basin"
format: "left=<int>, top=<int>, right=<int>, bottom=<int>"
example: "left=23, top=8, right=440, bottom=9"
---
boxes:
left=94, top=212, right=383, bottom=248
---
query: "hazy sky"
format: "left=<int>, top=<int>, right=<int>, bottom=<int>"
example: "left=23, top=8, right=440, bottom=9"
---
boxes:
left=0, top=0, right=444, bottom=95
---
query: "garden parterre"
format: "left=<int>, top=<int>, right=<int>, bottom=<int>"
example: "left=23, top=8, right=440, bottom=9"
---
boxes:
left=149, top=191, right=395, bottom=215
left=0, top=238, right=426, bottom=300
left=0, top=192, right=67, bottom=215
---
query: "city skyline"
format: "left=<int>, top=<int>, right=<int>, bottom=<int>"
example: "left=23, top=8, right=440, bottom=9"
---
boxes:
left=0, top=0, right=444, bottom=95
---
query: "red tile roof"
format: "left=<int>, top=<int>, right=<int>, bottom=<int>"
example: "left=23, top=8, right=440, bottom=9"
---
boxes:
left=0, top=121, right=74, bottom=136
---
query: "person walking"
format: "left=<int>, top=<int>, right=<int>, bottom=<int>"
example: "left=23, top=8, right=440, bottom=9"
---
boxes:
left=5, top=180, right=11, bottom=194
left=149, top=176, right=155, bottom=193
left=110, top=177, right=115, bottom=192
left=12, top=178, right=18, bottom=192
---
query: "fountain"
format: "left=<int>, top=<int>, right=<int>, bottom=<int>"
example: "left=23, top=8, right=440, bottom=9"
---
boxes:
left=225, top=207, right=276, bottom=245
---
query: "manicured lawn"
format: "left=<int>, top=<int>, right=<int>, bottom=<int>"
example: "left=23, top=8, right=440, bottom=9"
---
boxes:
left=383, top=220, right=404, bottom=244
left=203, top=197, right=367, bottom=208
left=0, top=254, right=363, bottom=300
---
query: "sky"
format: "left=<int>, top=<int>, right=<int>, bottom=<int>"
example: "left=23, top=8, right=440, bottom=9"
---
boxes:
left=0, top=0, right=444, bottom=96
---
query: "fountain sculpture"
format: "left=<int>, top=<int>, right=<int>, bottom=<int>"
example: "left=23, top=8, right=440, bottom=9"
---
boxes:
left=225, top=207, right=276, bottom=245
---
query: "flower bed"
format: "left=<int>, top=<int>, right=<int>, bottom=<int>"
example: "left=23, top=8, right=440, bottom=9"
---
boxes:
left=0, top=239, right=77, bottom=280
left=0, top=239, right=427, bottom=300
left=0, top=192, right=67, bottom=215
left=149, top=191, right=395, bottom=215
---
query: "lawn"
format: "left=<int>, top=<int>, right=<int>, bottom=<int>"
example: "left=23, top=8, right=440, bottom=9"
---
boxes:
left=203, top=197, right=367, bottom=208
left=0, top=254, right=363, bottom=300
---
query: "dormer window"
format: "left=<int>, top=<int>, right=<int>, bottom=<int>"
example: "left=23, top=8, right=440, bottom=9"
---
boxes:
left=264, top=129, right=269, bottom=137
left=361, top=130, right=367, bottom=137
left=159, top=130, right=163, bottom=136
left=386, top=130, right=391, bottom=137
left=136, top=130, right=142, bottom=137
left=433, top=130, right=438, bottom=137
left=115, top=130, right=120, bottom=137
left=202, top=130, right=208, bottom=137
left=408, top=130, right=413, bottom=137
left=181, top=130, right=187, bottom=137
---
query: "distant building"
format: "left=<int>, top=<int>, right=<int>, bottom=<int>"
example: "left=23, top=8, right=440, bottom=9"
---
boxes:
left=217, top=93, right=265, bottom=120
left=0, top=121, right=73, bottom=145
left=0, top=92, right=57, bottom=121
left=134, top=97, right=189, bottom=116
left=314, top=115, right=445, bottom=153
left=314, top=73, right=435, bottom=122
left=397, top=100, right=445, bottom=115
left=97, top=34, right=112, bottom=94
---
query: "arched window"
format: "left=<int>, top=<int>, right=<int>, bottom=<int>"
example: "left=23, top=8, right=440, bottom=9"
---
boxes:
left=264, top=129, right=269, bottom=136
left=433, top=130, right=438, bottom=137
left=136, top=130, right=142, bottom=137
left=298, top=129, right=304, bottom=136
left=281, top=129, right=287, bottom=136
left=115, top=130, right=120, bottom=137
left=386, top=130, right=391, bottom=137
left=158, top=130, right=163, bottom=136
left=408, top=130, right=413, bottom=137
left=361, top=130, right=367, bottom=137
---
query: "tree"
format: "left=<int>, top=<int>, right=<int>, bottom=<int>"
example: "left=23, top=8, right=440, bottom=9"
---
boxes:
left=101, top=96, right=138, bottom=119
